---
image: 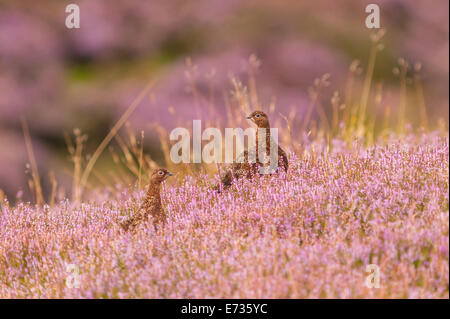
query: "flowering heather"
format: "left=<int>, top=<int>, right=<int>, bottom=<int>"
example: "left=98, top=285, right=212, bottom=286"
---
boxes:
left=0, top=132, right=448, bottom=298
left=0, top=1, right=448, bottom=202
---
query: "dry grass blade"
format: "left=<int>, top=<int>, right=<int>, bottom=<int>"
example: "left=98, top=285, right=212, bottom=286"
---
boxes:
left=79, top=80, right=156, bottom=194
left=114, top=134, right=139, bottom=175
left=278, top=112, right=294, bottom=146
left=21, top=116, right=45, bottom=206
left=154, top=123, right=172, bottom=168
left=300, top=74, right=330, bottom=139
left=48, top=171, right=57, bottom=207
left=138, top=131, right=145, bottom=190
left=72, top=129, right=86, bottom=202
left=0, top=189, right=5, bottom=206
left=357, top=30, right=384, bottom=133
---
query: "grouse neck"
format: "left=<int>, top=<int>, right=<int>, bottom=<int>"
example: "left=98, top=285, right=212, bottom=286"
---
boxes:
left=147, top=180, right=162, bottom=199
left=256, top=123, right=274, bottom=152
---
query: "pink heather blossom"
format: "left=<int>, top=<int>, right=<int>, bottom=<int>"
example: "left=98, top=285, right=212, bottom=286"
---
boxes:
left=0, top=132, right=447, bottom=298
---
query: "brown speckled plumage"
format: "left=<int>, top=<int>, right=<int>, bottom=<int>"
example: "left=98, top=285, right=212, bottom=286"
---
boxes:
left=121, top=168, right=173, bottom=232
left=217, top=111, right=288, bottom=191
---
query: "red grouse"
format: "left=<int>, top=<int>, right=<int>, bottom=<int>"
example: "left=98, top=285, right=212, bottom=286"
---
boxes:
left=216, top=111, right=288, bottom=191
left=121, top=168, right=173, bottom=232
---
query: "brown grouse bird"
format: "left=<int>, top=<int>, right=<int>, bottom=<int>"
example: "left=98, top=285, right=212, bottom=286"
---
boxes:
left=216, top=111, right=288, bottom=191
left=121, top=168, right=173, bottom=232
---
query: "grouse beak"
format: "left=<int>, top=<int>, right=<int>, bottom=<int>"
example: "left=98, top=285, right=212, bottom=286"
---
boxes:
left=246, top=115, right=253, bottom=120
left=164, top=171, right=174, bottom=180
left=167, top=171, right=174, bottom=177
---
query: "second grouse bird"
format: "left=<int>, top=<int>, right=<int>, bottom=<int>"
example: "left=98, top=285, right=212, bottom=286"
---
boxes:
left=216, top=111, right=288, bottom=191
left=121, top=168, right=173, bottom=232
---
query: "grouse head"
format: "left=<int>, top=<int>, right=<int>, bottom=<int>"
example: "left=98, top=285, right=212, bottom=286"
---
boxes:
left=247, top=111, right=270, bottom=128
left=151, top=168, right=174, bottom=183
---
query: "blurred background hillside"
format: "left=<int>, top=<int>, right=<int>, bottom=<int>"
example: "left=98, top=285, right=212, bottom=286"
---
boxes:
left=0, top=0, right=448, bottom=202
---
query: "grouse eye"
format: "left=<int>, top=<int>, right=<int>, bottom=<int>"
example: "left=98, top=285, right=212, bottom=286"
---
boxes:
left=158, top=171, right=164, bottom=176
left=255, top=114, right=260, bottom=118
